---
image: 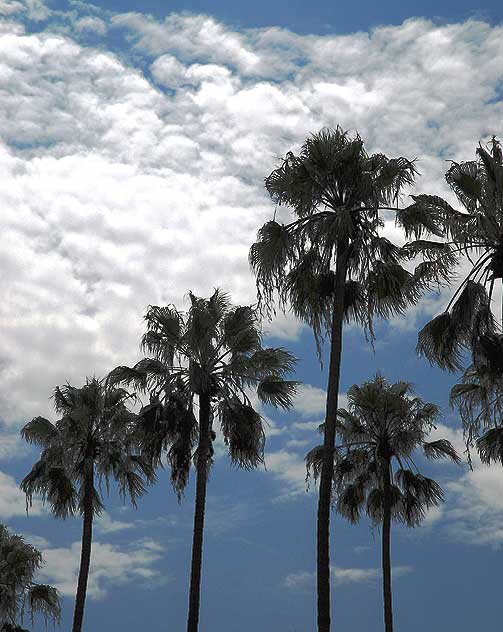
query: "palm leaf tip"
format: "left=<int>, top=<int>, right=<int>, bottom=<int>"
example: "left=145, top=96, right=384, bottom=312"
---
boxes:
left=27, top=584, right=61, bottom=625
left=477, top=427, right=503, bottom=465
left=220, top=401, right=265, bottom=470
left=423, top=439, right=461, bottom=464
left=256, top=377, right=298, bottom=410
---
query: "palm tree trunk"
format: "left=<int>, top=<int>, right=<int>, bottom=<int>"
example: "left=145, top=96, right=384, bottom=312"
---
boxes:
left=317, top=239, right=349, bottom=632
left=72, top=459, right=94, bottom=632
left=187, top=392, right=211, bottom=632
left=382, top=461, right=394, bottom=632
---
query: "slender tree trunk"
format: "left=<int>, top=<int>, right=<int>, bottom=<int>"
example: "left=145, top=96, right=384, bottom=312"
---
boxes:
left=382, top=461, right=394, bottom=632
left=317, top=239, right=349, bottom=632
left=187, top=392, right=211, bottom=632
left=72, top=458, right=94, bottom=632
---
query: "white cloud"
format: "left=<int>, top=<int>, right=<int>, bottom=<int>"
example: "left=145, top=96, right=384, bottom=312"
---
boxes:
left=294, top=384, right=327, bottom=418
left=0, top=470, right=42, bottom=518
left=0, top=1, right=23, bottom=16
left=283, top=564, right=413, bottom=590
left=95, top=511, right=134, bottom=534
left=264, top=449, right=308, bottom=496
left=0, top=10, right=501, bottom=432
left=39, top=538, right=165, bottom=599
left=0, top=427, right=28, bottom=460
left=73, top=15, right=107, bottom=35
left=293, top=385, right=348, bottom=418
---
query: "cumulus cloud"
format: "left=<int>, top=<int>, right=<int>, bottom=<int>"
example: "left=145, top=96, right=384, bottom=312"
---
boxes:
left=39, top=538, right=165, bottom=599
left=0, top=7, right=501, bottom=436
left=0, top=426, right=29, bottom=460
left=73, top=15, right=107, bottom=35
left=0, top=470, right=42, bottom=518
left=95, top=511, right=135, bottom=534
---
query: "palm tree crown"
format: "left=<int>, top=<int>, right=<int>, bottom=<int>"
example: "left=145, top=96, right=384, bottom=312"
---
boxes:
left=21, top=379, right=153, bottom=516
left=0, top=525, right=61, bottom=631
left=413, top=137, right=503, bottom=372
left=250, top=127, right=452, bottom=347
left=107, top=289, right=298, bottom=495
left=307, top=375, right=460, bottom=526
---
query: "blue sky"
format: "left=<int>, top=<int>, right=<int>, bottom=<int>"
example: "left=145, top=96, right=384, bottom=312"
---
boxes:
left=0, top=0, right=502, bottom=630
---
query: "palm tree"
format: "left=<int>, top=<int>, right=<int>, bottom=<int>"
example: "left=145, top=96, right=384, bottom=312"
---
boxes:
left=410, top=136, right=503, bottom=372
left=249, top=127, right=451, bottom=632
left=107, top=289, right=298, bottom=632
left=306, top=375, right=460, bottom=632
left=20, top=379, right=154, bottom=632
left=0, top=525, right=61, bottom=631
left=407, top=137, right=503, bottom=458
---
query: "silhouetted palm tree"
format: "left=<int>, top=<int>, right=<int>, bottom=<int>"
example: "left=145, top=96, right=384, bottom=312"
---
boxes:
left=412, top=137, right=503, bottom=372
left=20, top=379, right=154, bottom=632
left=0, top=525, right=60, bottom=631
left=307, top=375, right=460, bottom=632
left=107, top=289, right=297, bottom=632
left=249, top=127, right=450, bottom=632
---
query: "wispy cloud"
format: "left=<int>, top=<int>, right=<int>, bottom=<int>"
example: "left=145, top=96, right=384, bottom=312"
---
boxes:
left=283, top=564, right=413, bottom=590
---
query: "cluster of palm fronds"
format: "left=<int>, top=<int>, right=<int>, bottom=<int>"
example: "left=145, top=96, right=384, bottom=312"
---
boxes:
left=5, top=129, right=503, bottom=632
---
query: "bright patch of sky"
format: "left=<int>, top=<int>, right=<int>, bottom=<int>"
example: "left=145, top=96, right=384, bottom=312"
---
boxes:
left=0, top=0, right=502, bottom=630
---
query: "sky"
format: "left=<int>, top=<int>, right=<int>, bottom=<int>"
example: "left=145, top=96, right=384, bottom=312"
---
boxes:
left=0, top=0, right=502, bottom=630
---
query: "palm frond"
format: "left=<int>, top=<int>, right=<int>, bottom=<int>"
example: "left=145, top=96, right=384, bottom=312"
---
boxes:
left=221, top=306, right=261, bottom=354
left=305, top=444, right=325, bottom=483
left=336, top=483, right=364, bottom=524
left=25, top=584, right=61, bottom=625
left=256, top=376, right=297, bottom=410
left=20, top=418, right=57, bottom=448
left=219, top=400, right=265, bottom=470
left=477, top=427, right=503, bottom=465
left=423, top=439, right=461, bottom=464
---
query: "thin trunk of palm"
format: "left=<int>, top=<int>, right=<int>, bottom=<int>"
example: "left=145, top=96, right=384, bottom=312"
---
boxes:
left=317, top=239, right=349, bottom=632
left=382, top=461, right=394, bottom=632
left=187, top=392, right=211, bottom=632
left=72, top=459, right=94, bottom=632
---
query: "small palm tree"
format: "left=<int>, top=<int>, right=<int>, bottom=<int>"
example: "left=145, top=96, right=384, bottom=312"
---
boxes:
left=249, top=127, right=451, bottom=632
left=307, top=375, right=460, bottom=632
left=20, top=379, right=154, bottom=632
left=107, top=289, right=297, bottom=632
left=0, top=525, right=61, bottom=631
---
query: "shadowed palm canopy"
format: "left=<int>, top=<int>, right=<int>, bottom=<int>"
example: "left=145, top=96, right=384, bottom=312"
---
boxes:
left=414, top=137, right=503, bottom=373
left=409, top=138, right=503, bottom=454
left=106, top=289, right=298, bottom=498
left=249, top=127, right=455, bottom=350
left=306, top=375, right=460, bottom=526
left=0, top=525, right=61, bottom=630
left=21, top=379, right=154, bottom=518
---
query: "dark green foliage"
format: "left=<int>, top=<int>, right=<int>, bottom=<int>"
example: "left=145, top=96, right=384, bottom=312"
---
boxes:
left=250, top=127, right=453, bottom=352
left=306, top=374, right=460, bottom=527
left=0, top=526, right=60, bottom=630
left=411, top=138, right=503, bottom=373
left=107, top=288, right=297, bottom=497
left=21, top=379, right=154, bottom=516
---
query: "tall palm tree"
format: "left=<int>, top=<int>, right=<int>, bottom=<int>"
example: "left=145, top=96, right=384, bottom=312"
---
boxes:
left=306, top=375, right=460, bottom=632
left=107, top=289, right=298, bottom=632
left=20, top=379, right=154, bottom=632
left=0, top=525, right=60, bottom=632
left=249, top=127, right=451, bottom=632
